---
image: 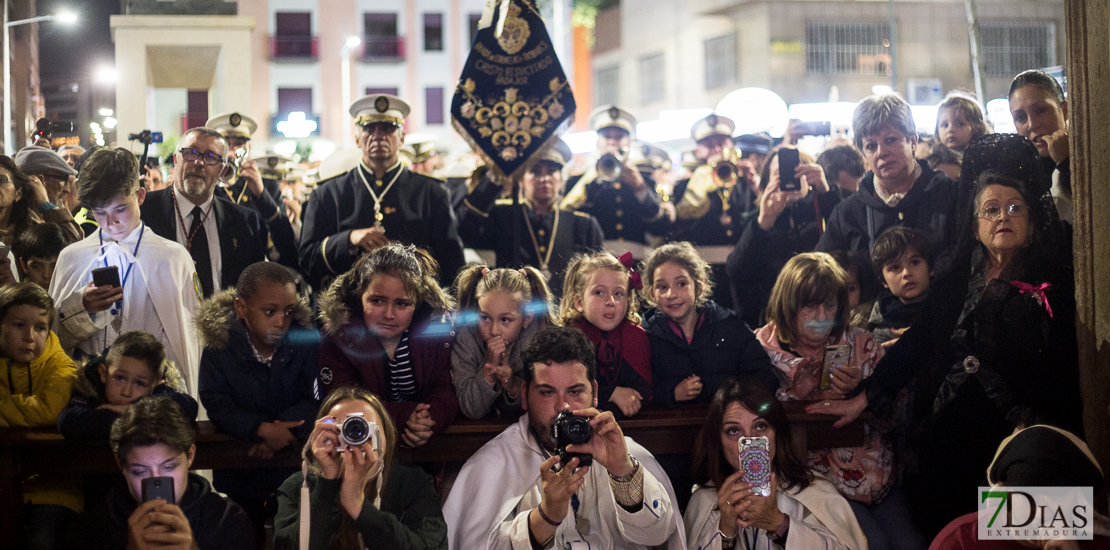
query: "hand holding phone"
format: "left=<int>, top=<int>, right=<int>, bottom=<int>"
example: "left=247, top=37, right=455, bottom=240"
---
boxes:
left=739, top=436, right=772, bottom=497
left=777, top=148, right=801, bottom=192
left=141, top=476, right=175, bottom=505
left=820, top=345, right=852, bottom=392
left=91, top=266, right=121, bottom=289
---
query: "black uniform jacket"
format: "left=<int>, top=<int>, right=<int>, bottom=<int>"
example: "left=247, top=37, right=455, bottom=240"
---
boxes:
left=298, top=163, right=465, bottom=288
left=457, top=177, right=603, bottom=295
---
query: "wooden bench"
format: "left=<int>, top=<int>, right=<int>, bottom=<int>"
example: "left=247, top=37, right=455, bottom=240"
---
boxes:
left=0, top=401, right=863, bottom=538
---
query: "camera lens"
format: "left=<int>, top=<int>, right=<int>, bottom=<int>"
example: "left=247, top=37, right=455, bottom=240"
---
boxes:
left=341, top=416, right=370, bottom=446
left=565, top=416, right=592, bottom=444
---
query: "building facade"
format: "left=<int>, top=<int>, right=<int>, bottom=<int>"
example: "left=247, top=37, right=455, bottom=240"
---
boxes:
left=590, top=0, right=1065, bottom=125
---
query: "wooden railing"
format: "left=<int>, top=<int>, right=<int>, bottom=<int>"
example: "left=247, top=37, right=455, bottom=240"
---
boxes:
left=0, top=401, right=863, bottom=538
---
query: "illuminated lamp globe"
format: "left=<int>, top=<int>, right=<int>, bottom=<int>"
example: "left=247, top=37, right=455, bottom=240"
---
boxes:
left=714, top=87, right=789, bottom=138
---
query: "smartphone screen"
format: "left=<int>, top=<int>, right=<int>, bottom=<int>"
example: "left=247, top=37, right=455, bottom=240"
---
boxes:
left=91, top=266, right=121, bottom=288
left=820, top=345, right=852, bottom=391
left=739, top=436, right=772, bottom=496
left=141, top=476, right=176, bottom=505
left=778, top=147, right=801, bottom=192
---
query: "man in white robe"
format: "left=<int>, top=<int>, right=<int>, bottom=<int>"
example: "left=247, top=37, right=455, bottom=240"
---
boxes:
left=49, top=148, right=202, bottom=393
left=443, top=325, right=685, bottom=550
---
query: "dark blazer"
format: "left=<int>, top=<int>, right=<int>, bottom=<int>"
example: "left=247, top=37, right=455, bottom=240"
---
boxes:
left=140, top=187, right=268, bottom=295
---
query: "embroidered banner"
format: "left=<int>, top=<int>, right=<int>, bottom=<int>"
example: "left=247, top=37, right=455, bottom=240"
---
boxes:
left=451, top=0, right=576, bottom=180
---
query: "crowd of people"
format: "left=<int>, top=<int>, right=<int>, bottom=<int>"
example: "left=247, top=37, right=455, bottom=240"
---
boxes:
left=0, top=65, right=1103, bottom=550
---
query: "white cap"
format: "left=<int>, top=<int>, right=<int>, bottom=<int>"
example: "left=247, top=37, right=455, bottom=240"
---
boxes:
left=690, top=113, right=736, bottom=142
left=588, top=105, right=637, bottom=135
left=349, top=94, right=410, bottom=127
left=206, top=112, right=258, bottom=140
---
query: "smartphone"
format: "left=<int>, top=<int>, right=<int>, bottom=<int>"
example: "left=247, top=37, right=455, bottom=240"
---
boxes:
left=797, top=121, right=832, bottom=136
left=778, top=147, right=801, bottom=192
left=91, top=266, right=121, bottom=288
left=738, top=436, right=772, bottom=497
left=820, top=345, right=852, bottom=391
left=0, top=244, right=10, bottom=259
left=141, top=476, right=176, bottom=505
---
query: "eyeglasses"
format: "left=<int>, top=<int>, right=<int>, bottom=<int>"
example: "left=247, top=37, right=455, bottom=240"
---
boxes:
left=178, top=148, right=225, bottom=166
left=978, top=203, right=1028, bottom=221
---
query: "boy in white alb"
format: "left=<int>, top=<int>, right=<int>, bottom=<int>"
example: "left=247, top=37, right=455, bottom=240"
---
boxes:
left=50, top=148, right=202, bottom=393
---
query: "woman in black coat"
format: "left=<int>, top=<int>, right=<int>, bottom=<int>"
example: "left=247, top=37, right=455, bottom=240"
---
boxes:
left=818, top=135, right=1083, bottom=539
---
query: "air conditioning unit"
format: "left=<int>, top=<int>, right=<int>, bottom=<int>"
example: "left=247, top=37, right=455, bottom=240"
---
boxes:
left=907, top=78, right=943, bottom=105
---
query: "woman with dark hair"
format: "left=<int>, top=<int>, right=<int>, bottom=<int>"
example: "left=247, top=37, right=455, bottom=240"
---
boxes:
left=685, top=379, right=866, bottom=549
left=317, top=244, right=459, bottom=447
left=820, top=134, right=1083, bottom=538
left=0, top=155, right=81, bottom=247
left=1008, top=69, right=1071, bottom=221
left=725, top=147, right=838, bottom=327
left=272, top=386, right=447, bottom=550
left=65, top=396, right=255, bottom=549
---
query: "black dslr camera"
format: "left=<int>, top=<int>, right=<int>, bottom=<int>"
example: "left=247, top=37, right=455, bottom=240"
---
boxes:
left=552, top=410, right=593, bottom=469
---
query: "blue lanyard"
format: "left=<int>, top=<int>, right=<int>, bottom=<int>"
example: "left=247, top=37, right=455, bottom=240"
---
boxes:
left=98, top=222, right=145, bottom=318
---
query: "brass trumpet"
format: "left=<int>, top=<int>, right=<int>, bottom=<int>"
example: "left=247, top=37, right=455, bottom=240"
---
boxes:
left=711, top=146, right=742, bottom=187
left=596, top=147, right=629, bottom=181
left=222, top=146, right=250, bottom=187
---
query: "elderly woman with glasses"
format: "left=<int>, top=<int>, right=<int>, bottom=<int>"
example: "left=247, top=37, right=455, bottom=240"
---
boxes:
left=818, top=134, right=1083, bottom=539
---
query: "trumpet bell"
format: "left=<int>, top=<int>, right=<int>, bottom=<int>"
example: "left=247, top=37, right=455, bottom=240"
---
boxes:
left=597, top=153, right=623, bottom=181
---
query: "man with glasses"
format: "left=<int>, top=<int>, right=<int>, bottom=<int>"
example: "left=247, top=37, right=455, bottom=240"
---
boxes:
left=816, top=93, right=964, bottom=280
left=298, top=94, right=464, bottom=289
left=140, top=127, right=268, bottom=298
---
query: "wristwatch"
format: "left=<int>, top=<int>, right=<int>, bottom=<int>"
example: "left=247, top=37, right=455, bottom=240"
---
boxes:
left=607, top=455, right=640, bottom=482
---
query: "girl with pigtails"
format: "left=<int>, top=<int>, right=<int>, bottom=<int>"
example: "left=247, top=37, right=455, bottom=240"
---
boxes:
left=451, top=265, right=556, bottom=419
left=317, top=244, right=459, bottom=448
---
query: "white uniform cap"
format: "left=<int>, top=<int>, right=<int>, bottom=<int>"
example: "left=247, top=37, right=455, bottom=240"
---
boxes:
left=206, top=112, right=258, bottom=140
left=690, top=113, right=736, bottom=142
left=588, top=104, right=637, bottom=135
left=350, top=94, right=410, bottom=127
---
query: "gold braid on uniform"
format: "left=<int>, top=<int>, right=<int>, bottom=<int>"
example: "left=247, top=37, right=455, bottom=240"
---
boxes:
left=675, top=165, right=715, bottom=220
left=559, top=168, right=597, bottom=211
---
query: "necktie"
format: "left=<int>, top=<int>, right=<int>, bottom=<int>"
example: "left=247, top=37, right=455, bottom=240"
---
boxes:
left=188, top=206, right=213, bottom=297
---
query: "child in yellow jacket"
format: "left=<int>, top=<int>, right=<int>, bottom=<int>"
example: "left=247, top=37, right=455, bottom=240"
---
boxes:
left=0, top=282, right=80, bottom=547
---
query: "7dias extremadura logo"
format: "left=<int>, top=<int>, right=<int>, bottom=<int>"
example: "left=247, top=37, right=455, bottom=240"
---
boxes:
left=978, top=487, right=1095, bottom=540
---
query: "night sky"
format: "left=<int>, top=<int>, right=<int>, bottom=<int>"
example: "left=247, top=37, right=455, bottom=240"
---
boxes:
left=37, top=0, right=119, bottom=81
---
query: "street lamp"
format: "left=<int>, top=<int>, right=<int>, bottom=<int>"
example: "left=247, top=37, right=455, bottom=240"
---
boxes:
left=4, top=6, right=78, bottom=154
left=340, top=36, right=361, bottom=147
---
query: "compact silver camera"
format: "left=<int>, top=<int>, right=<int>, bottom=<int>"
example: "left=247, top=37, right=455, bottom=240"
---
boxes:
left=339, top=412, right=381, bottom=453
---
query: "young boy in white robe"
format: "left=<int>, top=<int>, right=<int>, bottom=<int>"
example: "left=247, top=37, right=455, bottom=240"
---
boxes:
left=443, top=325, right=685, bottom=550
left=50, top=148, right=202, bottom=394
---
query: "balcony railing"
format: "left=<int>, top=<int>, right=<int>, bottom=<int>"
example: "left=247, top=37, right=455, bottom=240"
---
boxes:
left=271, top=35, right=319, bottom=61
left=361, top=36, right=405, bottom=63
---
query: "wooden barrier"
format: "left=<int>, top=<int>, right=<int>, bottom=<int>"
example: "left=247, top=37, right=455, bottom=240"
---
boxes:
left=0, top=401, right=863, bottom=539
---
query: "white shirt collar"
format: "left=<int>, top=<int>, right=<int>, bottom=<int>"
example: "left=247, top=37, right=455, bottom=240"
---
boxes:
left=173, top=189, right=215, bottom=219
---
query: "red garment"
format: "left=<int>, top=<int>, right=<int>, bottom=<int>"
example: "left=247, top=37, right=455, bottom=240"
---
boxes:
left=318, top=315, right=459, bottom=434
left=930, top=512, right=1110, bottom=550
left=573, top=319, right=653, bottom=407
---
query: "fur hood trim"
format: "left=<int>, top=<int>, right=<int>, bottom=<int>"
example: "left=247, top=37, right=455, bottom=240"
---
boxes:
left=195, top=287, right=314, bottom=350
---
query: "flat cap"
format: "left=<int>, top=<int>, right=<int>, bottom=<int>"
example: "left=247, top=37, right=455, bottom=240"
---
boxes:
left=14, top=146, right=77, bottom=176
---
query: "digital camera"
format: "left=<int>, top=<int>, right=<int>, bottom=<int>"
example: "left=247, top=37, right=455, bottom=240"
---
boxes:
left=339, top=413, right=381, bottom=453
left=552, top=410, right=593, bottom=468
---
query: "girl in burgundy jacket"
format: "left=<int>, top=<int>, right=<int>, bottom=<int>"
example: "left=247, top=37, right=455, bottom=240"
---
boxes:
left=317, top=244, right=458, bottom=448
